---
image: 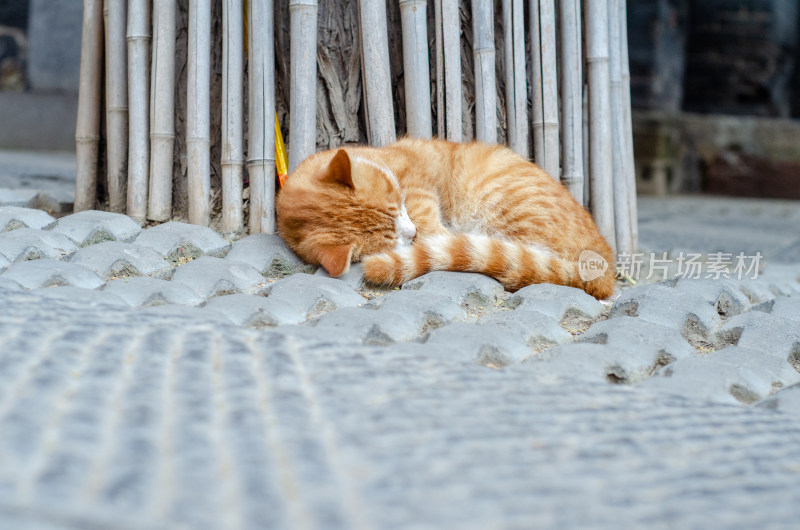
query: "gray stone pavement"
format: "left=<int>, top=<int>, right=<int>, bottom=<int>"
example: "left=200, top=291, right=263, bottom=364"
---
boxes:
left=0, top=150, right=75, bottom=214
left=1, top=159, right=800, bottom=528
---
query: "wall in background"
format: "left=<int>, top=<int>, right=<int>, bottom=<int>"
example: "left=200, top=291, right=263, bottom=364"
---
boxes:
left=0, top=0, right=80, bottom=151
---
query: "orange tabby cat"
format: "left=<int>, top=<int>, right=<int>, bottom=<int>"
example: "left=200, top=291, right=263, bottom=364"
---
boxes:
left=276, top=138, right=616, bottom=299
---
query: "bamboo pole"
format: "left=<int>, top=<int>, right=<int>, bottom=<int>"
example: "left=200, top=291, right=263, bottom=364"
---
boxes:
left=619, top=0, right=638, bottom=250
left=288, top=0, right=319, bottom=171
left=399, top=0, right=432, bottom=139
left=609, top=0, right=631, bottom=256
left=582, top=86, right=590, bottom=203
left=558, top=0, right=584, bottom=204
left=504, top=0, right=526, bottom=155
left=75, top=0, right=104, bottom=212
left=148, top=0, right=176, bottom=222
left=104, top=0, right=127, bottom=213
left=358, top=0, right=396, bottom=146
left=472, top=0, right=495, bottom=143
left=247, top=0, right=276, bottom=233
left=530, top=0, right=543, bottom=158
left=584, top=0, right=615, bottom=253
left=434, top=0, right=461, bottom=141
left=221, top=0, right=244, bottom=232
left=187, top=0, right=211, bottom=226
left=530, top=0, right=559, bottom=176
left=433, top=0, right=444, bottom=138
left=126, top=0, right=150, bottom=223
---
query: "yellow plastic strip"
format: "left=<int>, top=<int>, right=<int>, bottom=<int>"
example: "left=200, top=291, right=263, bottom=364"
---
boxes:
left=275, top=113, right=289, bottom=188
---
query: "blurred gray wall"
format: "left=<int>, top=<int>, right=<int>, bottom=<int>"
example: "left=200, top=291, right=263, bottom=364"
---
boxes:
left=0, top=0, right=80, bottom=151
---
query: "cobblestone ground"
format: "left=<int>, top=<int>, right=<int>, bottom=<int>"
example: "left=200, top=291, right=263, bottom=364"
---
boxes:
left=1, top=206, right=800, bottom=529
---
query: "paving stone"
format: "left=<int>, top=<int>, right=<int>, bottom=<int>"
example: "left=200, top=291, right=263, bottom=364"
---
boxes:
left=1, top=283, right=800, bottom=528
left=226, top=233, right=313, bottom=276
left=477, top=309, right=573, bottom=351
left=670, top=278, right=751, bottom=318
left=769, top=297, right=800, bottom=323
left=32, top=286, right=129, bottom=308
left=641, top=346, right=800, bottom=406
left=68, top=241, right=172, bottom=280
left=737, top=280, right=778, bottom=305
left=49, top=210, right=142, bottom=246
left=521, top=342, right=678, bottom=385
left=0, top=188, right=72, bottom=213
left=715, top=311, right=800, bottom=361
left=306, top=306, right=420, bottom=345
left=421, top=322, right=531, bottom=367
left=102, top=277, right=205, bottom=307
left=0, top=206, right=56, bottom=231
left=134, top=221, right=231, bottom=262
left=401, top=271, right=506, bottom=312
left=134, top=304, right=234, bottom=325
left=171, top=256, right=267, bottom=299
left=0, top=188, right=38, bottom=208
left=756, top=382, right=800, bottom=413
left=266, top=323, right=383, bottom=347
left=754, top=263, right=800, bottom=297
left=0, top=227, right=77, bottom=261
left=203, top=293, right=306, bottom=327
left=263, top=273, right=365, bottom=319
left=26, top=189, right=74, bottom=214
left=0, top=259, right=103, bottom=289
left=504, top=283, right=606, bottom=329
left=0, top=277, right=22, bottom=291
left=366, top=289, right=466, bottom=329
left=610, top=283, right=722, bottom=349
left=579, top=316, right=695, bottom=362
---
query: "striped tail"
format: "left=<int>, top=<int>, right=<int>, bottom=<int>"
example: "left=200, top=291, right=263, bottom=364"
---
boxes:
left=361, top=233, right=614, bottom=299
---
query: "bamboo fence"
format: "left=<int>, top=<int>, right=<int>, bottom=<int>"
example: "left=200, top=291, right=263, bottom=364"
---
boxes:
left=103, top=0, right=128, bottom=213
left=608, top=0, right=631, bottom=256
left=530, top=0, right=559, bottom=179
left=221, top=0, right=244, bottom=232
left=75, top=0, right=638, bottom=261
left=149, top=0, right=176, bottom=222
left=126, top=0, right=150, bottom=223
left=619, top=0, right=638, bottom=251
left=435, top=0, right=462, bottom=141
left=186, top=0, right=211, bottom=226
left=558, top=0, right=584, bottom=204
left=503, top=0, right=528, bottom=158
left=585, top=0, right=616, bottom=253
left=74, top=0, right=103, bottom=213
left=288, top=0, right=318, bottom=169
left=399, top=0, right=433, bottom=139
left=247, top=0, right=276, bottom=233
left=471, top=0, right=496, bottom=143
left=359, top=0, right=396, bottom=146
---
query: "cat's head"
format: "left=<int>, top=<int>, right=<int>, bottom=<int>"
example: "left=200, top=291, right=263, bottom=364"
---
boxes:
left=277, top=149, right=416, bottom=277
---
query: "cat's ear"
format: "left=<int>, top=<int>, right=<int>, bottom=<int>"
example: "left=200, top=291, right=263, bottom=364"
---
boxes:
left=324, top=149, right=354, bottom=188
left=317, top=244, right=353, bottom=277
